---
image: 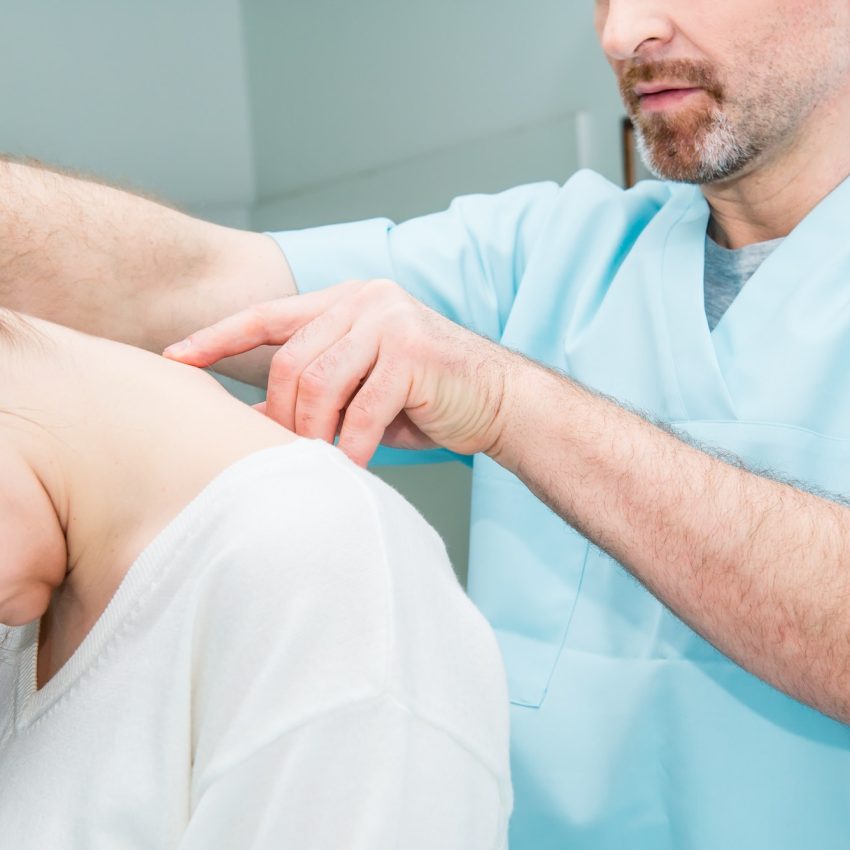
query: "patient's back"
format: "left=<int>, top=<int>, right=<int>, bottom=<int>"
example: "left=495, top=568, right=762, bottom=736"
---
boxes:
left=0, top=439, right=511, bottom=850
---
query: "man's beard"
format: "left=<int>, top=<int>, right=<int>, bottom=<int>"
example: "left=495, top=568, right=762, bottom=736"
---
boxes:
left=620, top=60, right=760, bottom=184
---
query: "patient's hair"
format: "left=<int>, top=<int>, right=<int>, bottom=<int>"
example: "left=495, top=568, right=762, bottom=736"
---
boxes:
left=0, top=309, right=45, bottom=350
left=0, top=309, right=13, bottom=341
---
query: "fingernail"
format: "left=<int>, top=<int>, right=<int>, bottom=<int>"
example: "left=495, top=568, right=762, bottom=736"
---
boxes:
left=163, top=339, right=192, bottom=357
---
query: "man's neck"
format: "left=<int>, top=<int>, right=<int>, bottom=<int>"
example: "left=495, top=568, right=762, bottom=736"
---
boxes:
left=703, top=82, right=850, bottom=249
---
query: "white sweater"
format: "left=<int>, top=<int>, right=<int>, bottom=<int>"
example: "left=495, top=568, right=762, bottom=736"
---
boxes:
left=0, top=440, right=511, bottom=849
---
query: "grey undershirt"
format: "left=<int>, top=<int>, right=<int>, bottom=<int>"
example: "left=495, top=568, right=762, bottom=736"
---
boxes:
left=703, top=234, right=784, bottom=331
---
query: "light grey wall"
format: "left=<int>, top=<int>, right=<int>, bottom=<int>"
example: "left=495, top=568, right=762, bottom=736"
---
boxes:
left=244, top=0, right=624, bottom=229
left=0, top=1, right=255, bottom=218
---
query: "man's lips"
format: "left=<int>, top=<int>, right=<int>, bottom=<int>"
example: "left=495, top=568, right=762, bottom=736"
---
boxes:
left=634, top=84, right=704, bottom=112
left=633, top=81, right=696, bottom=96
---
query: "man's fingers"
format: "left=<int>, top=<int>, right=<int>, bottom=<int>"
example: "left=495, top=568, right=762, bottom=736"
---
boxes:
left=262, top=306, right=356, bottom=430
left=381, top=413, right=437, bottom=452
left=266, top=310, right=364, bottom=439
left=337, top=362, right=411, bottom=467
left=162, top=286, right=352, bottom=367
left=291, top=332, right=379, bottom=443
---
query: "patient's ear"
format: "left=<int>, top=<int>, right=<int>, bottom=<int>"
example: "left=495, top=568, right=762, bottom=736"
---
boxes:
left=0, top=437, right=67, bottom=627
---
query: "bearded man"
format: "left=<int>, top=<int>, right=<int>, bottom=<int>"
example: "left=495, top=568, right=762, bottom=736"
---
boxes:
left=3, top=2, right=850, bottom=848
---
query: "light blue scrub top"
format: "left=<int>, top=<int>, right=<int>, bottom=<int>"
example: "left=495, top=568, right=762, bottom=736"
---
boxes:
left=270, top=171, right=850, bottom=850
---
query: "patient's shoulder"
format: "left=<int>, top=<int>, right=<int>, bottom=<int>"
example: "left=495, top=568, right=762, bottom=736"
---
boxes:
left=193, top=439, right=447, bottom=600
left=187, top=439, right=506, bottom=762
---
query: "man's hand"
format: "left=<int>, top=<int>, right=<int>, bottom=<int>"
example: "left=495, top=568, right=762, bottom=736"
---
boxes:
left=164, top=279, right=511, bottom=466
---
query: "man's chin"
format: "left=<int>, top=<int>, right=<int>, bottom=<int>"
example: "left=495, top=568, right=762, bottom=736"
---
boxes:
left=638, top=146, right=752, bottom=185
left=633, top=118, right=739, bottom=184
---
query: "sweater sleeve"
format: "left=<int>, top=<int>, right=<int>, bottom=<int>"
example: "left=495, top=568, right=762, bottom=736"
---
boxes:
left=268, top=181, right=561, bottom=341
left=179, top=443, right=510, bottom=849
left=177, top=694, right=507, bottom=850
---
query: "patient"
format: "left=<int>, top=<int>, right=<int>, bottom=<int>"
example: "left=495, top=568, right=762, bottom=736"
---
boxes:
left=0, top=310, right=510, bottom=849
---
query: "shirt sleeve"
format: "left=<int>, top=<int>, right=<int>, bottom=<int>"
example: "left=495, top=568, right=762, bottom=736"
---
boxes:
left=268, top=181, right=562, bottom=341
left=177, top=695, right=507, bottom=850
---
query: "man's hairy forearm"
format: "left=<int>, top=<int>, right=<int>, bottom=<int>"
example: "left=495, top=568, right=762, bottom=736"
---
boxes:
left=0, top=157, right=294, bottom=384
left=494, top=356, right=850, bottom=723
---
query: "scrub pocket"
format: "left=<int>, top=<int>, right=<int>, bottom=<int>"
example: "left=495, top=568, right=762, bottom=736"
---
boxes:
left=468, top=454, right=590, bottom=708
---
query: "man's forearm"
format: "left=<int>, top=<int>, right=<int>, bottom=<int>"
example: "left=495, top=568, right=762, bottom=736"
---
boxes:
left=0, top=157, right=294, bottom=385
left=493, top=354, right=850, bottom=723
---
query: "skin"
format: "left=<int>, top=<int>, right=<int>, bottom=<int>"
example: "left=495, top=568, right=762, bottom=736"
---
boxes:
left=2, top=1, right=850, bottom=720
left=0, top=314, right=295, bottom=686
left=595, top=0, right=850, bottom=246
left=0, top=157, right=291, bottom=385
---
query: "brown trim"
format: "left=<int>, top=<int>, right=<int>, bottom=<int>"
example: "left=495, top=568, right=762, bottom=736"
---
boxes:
left=622, top=117, right=636, bottom=189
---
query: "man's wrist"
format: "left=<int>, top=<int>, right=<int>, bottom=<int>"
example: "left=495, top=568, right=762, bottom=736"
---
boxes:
left=485, top=349, right=543, bottom=469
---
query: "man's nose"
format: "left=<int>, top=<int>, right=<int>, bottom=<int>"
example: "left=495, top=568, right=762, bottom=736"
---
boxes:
left=597, top=0, right=675, bottom=62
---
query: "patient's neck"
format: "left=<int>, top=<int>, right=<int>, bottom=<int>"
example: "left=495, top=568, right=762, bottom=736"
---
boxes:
left=9, top=319, right=295, bottom=685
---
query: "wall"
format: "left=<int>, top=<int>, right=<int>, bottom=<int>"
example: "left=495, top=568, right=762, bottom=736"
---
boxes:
left=0, top=1, right=255, bottom=220
left=244, top=0, right=624, bottom=229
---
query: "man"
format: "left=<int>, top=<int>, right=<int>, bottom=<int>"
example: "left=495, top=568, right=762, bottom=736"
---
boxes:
left=2, top=0, right=850, bottom=846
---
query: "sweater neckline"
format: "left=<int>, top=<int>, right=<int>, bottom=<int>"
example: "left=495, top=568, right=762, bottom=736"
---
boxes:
left=12, top=439, right=318, bottom=729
